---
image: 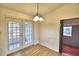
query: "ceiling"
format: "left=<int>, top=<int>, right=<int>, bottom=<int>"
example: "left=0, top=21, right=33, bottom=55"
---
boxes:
left=0, top=3, right=67, bottom=16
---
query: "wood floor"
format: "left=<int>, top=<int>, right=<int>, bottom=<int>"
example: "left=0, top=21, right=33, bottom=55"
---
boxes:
left=8, top=44, right=62, bottom=56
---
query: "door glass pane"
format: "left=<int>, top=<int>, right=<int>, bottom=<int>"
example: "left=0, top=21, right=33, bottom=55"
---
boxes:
left=8, top=21, right=20, bottom=50
left=24, top=22, right=33, bottom=44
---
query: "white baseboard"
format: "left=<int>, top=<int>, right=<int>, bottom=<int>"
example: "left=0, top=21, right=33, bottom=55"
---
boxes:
left=33, top=42, right=39, bottom=45
left=40, top=43, right=59, bottom=52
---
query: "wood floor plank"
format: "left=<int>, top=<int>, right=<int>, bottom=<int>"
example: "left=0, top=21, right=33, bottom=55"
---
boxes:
left=8, top=44, right=61, bottom=56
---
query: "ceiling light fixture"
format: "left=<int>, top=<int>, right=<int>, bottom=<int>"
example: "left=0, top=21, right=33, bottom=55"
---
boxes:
left=33, top=3, right=43, bottom=22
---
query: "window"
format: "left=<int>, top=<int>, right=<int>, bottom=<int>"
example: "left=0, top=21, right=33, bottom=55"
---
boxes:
left=8, top=21, right=20, bottom=50
left=24, top=22, right=33, bottom=44
left=63, top=26, right=72, bottom=36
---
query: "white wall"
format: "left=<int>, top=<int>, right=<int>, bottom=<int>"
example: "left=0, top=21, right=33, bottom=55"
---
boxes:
left=33, top=22, right=40, bottom=44
left=40, top=4, right=79, bottom=52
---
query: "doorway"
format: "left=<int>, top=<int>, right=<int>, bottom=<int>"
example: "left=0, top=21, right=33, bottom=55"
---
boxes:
left=59, top=18, right=79, bottom=56
left=8, top=20, right=33, bottom=52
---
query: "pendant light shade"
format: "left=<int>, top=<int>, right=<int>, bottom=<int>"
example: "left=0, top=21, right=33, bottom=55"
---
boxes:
left=33, top=16, right=39, bottom=22
left=39, top=17, right=43, bottom=21
left=33, top=3, right=43, bottom=22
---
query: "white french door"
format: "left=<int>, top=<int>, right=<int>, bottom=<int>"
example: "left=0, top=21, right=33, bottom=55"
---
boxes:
left=8, top=21, right=20, bottom=50
left=24, top=22, right=33, bottom=45
left=8, top=20, right=33, bottom=51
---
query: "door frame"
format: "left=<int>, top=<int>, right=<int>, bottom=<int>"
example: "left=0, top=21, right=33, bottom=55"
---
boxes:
left=59, top=20, right=63, bottom=53
left=59, top=18, right=79, bottom=53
